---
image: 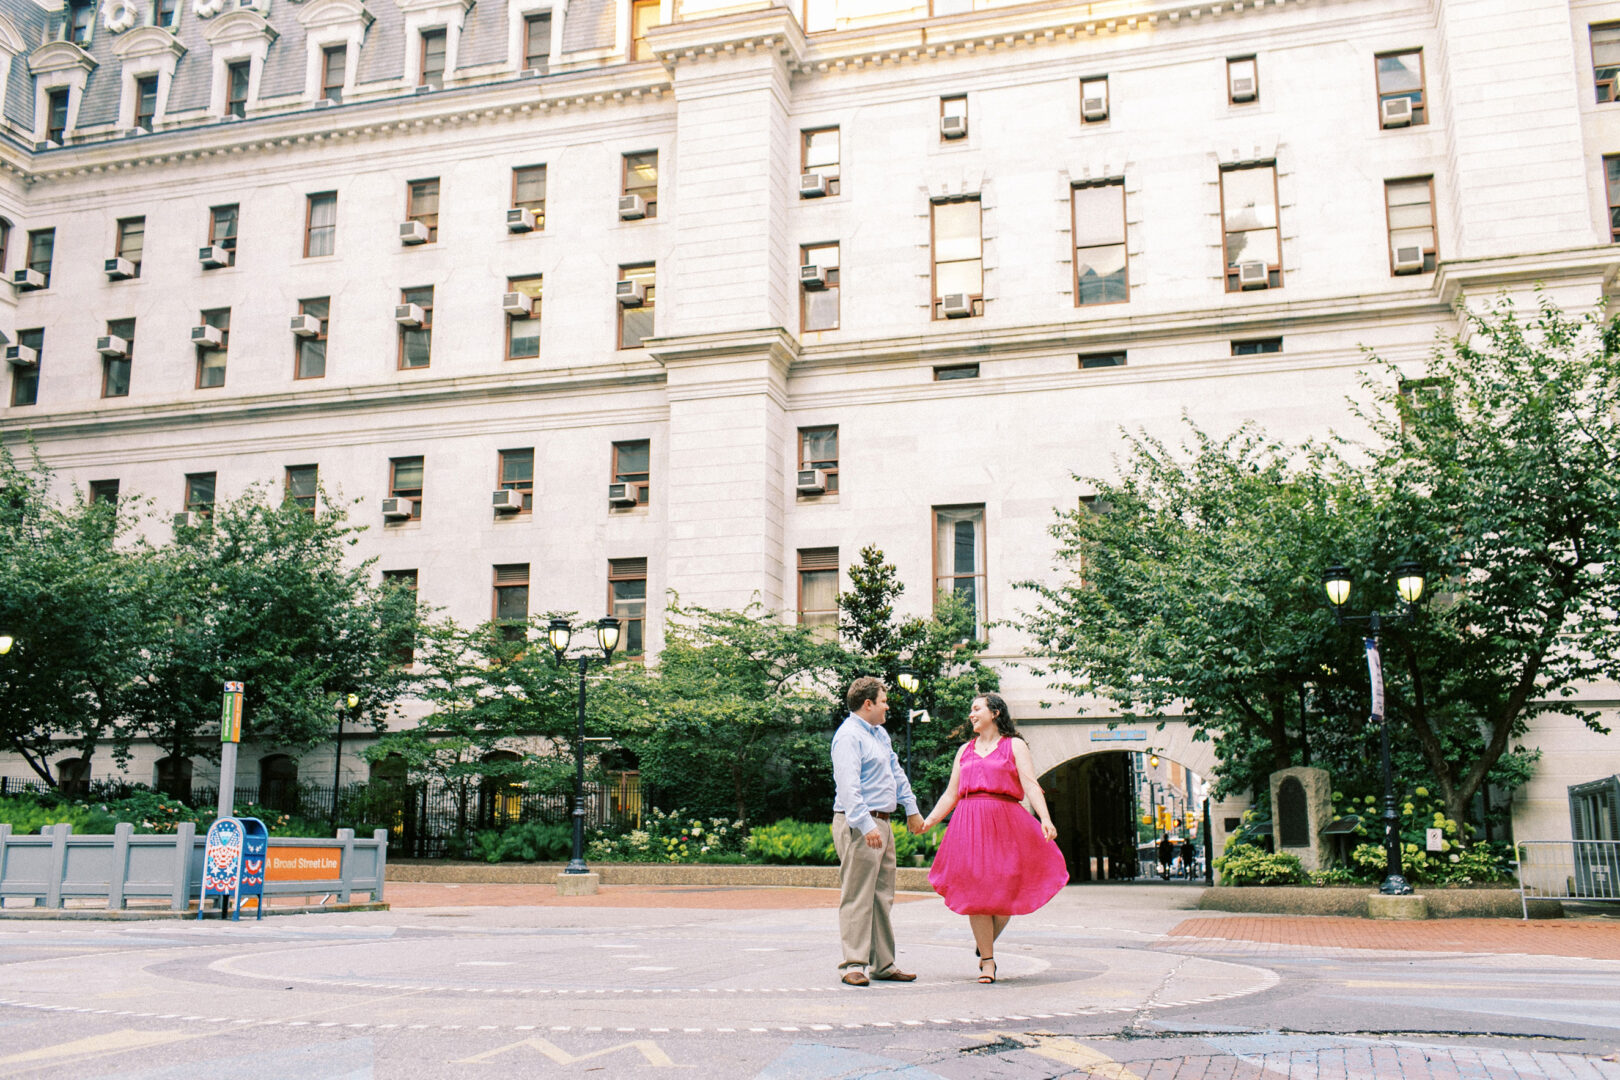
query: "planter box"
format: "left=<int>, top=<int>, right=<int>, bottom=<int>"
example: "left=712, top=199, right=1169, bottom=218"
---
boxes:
left=1198, top=884, right=1562, bottom=919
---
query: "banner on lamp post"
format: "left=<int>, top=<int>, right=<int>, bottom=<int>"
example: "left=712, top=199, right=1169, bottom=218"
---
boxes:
left=1363, top=638, right=1384, bottom=721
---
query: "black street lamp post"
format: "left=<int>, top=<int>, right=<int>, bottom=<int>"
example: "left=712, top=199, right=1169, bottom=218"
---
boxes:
left=1322, top=559, right=1426, bottom=896
left=896, top=667, right=920, bottom=779
left=549, top=616, right=621, bottom=875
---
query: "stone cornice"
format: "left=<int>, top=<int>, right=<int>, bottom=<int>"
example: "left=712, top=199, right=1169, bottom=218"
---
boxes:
left=298, top=0, right=376, bottom=31
left=112, top=25, right=188, bottom=61
left=27, top=40, right=97, bottom=76
left=1434, top=246, right=1620, bottom=305
left=646, top=7, right=808, bottom=70
left=204, top=9, right=279, bottom=46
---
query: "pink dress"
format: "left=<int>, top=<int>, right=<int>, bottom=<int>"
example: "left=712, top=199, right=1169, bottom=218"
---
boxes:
left=928, top=737, right=1069, bottom=915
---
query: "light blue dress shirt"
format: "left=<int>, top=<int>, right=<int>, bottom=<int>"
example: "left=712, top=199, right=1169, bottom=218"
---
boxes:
left=831, top=714, right=919, bottom=836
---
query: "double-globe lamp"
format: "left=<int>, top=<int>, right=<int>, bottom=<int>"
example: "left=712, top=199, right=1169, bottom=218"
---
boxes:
left=548, top=616, right=621, bottom=875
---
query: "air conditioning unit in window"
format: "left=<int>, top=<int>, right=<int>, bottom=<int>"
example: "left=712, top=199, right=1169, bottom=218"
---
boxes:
left=491, top=489, right=525, bottom=512
left=1082, top=95, right=1109, bottom=121
left=608, top=482, right=642, bottom=507
left=1381, top=96, right=1413, bottom=128
left=173, top=512, right=200, bottom=529
left=799, top=172, right=827, bottom=198
left=940, top=293, right=973, bottom=318
left=615, top=279, right=645, bottom=307
left=104, top=257, right=136, bottom=280
left=1230, top=75, right=1257, bottom=102
left=290, top=313, right=321, bottom=336
left=1237, top=260, right=1269, bottom=289
left=617, top=194, right=647, bottom=221
left=506, top=207, right=537, bottom=233
left=398, top=220, right=430, bottom=245
left=381, top=497, right=414, bottom=520
left=12, top=268, right=45, bottom=291
left=940, top=114, right=968, bottom=139
left=1392, top=245, right=1425, bottom=274
left=501, top=291, right=533, bottom=316
left=96, top=335, right=130, bottom=358
left=799, top=264, right=827, bottom=290
left=394, top=303, right=425, bottom=326
left=190, top=324, right=224, bottom=348
left=796, top=468, right=828, bottom=495
left=199, top=245, right=230, bottom=269
left=5, top=345, right=38, bottom=367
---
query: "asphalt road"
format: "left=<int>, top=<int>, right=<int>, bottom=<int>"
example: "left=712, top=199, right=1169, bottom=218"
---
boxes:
left=1, top=885, right=1617, bottom=1078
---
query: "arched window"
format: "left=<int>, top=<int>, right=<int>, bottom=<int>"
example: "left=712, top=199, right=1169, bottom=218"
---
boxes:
left=154, top=756, right=193, bottom=802
left=56, top=757, right=89, bottom=797
left=258, top=754, right=299, bottom=812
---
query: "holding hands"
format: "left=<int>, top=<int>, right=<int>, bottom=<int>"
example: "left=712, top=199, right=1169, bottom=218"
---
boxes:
left=907, top=814, right=926, bottom=835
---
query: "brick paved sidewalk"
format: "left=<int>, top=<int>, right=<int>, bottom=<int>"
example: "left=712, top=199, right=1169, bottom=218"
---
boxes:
left=1094, top=1044, right=1620, bottom=1078
left=382, top=881, right=932, bottom=909
left=1168, top=915, right=1620, bottom=960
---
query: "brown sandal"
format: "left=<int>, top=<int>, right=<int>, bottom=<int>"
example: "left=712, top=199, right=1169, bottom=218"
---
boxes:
left=977, top=957, right=996, bottom=983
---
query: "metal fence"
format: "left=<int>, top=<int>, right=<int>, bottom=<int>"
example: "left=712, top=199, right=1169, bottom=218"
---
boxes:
left=1515, top=840, right=1620, bottom=918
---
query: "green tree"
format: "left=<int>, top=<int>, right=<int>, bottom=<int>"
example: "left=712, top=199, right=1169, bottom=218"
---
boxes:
left=1019, top=293, right=1620, bottom=826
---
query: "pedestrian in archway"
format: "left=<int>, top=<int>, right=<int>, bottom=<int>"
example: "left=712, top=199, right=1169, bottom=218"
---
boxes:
left=921, top=693, right=1068, bottom=983
left=1158, top=834, right=1173, bottom=879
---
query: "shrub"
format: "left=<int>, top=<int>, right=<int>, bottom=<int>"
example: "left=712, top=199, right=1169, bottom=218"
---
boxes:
left=588, top=807, right=747, bottom=863
left=468, top=821, right=574, bottom=863
left=1214, top=843, right=1308, bottom=886
left=745, top=819, right=837, bottom=865
left=0, top=795, right=118, bottom=835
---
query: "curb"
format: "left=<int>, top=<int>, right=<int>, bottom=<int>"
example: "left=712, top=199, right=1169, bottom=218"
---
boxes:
left=1198, top=885, right=1561, bottom=919
left=0, top=901, right=389, bottom=921
left=387, top=861, right=940, bottom=893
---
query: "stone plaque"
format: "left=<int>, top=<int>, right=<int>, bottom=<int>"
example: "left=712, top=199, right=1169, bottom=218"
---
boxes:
left=1277, top=777, right=1309, bottom=847
left=1268, top=766, right=1333, bottom=872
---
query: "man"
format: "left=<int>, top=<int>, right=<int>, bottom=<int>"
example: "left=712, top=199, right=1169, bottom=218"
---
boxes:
left=831, top=676, right=926, bottom=987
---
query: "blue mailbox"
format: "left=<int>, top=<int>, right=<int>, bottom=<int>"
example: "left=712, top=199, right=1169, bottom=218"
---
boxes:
left=198, top=816, right=268, bottom=920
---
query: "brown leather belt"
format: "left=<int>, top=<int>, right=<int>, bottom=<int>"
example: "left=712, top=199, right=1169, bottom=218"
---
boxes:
left=870, top=810, right=894, bottom=821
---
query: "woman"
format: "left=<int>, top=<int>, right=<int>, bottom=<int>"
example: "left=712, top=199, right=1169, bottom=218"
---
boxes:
left=922, top=693, right=1068, bottom=983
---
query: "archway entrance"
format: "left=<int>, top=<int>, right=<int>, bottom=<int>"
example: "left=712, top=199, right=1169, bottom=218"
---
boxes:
left=1039, top=752, right=1139, bottom=881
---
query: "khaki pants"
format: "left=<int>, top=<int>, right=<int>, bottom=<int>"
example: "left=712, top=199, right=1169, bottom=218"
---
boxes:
left=833, top=812, right=896, bottom=974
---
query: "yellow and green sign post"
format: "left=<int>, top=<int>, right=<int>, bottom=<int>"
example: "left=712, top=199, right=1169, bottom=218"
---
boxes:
left=216, top=681, right=244, bottom=821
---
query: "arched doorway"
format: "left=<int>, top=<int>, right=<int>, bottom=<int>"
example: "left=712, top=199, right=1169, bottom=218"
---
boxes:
left=259, top=754, right=299, bottom=812
left=154, top=756, right=193, bottom=802
left=1039, top=752, right=1139, bottom=881
left=56, top=757, right=89, bottom=798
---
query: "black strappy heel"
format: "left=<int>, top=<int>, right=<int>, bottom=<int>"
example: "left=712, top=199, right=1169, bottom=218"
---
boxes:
left=977, top=957, right=996, bottom=983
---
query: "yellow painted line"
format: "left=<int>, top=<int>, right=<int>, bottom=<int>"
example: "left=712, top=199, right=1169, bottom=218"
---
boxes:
left=0, top=1029, right=198, bottom=1072
left=992, top=1032, right=1145, bottom=1078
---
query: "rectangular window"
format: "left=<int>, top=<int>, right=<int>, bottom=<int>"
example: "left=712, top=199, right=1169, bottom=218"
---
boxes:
left=115, top=217, right=145, bottom=277
left=506, top=275, right=542, bottom=359
left=622, top=151, right=658, bottom=218
left=1080, top=76, right=1109, bottom=123
left=399, top=286, right=433, bottom=369
left=419, top=29, right=447, bottom=89
left=798, top=425, right=838, bottom=493
left=305, top=192, right=336, bottom=257
left=512, top=165, right=546, bottom=227
left=1228, top=56, right=1258, bottom=104
left=0, top=219, right=9, bottom=275
left=492, top=563, right=530, bottom=638
left=407, top=178, right=440, bottom=243
left=498, top=448, right=534, bottom=512
left=1079, top=352, right=1126, bottom=369
left=934, top=505, right=986, bottom=640
left=390, top=456, right=424, bottom=519
left=185, top=472, right=217, bottom=517
left=800, top=242, right=840, bottom=332
left=285, top=464, right=317, bottom=514
left=196, top=308, right=230, bottom=389
left=1220, top=162, right=1282, bottom=291
left=133, top=76, right=158, bottom=130
left=1231, top=337, right=1282, bottom=355
left=934, top=363, right=979, bottom=381
left=802, top=127, right=840, bottom=195
left=797, top=547, right=838, bottom=638
left=27, top=229, right=54, bottom=286
left=631, top=0, right=659, bottom=60
left=524, top=12, right=552, bottom=70
left=618, top=264, right=656, bottom=349
left=1385, top=176, right=1437, bottom=274
left=286, top=299, right=326, bottom=381
left=931, top=197, right=982, bottom=318
left=68, top=0, right=93, bottom=44
left=382, top=569, right=419, bottom=662
left=9, top=328, right=42, bottom=407
left=940, top=94, right=967, bottom=140
left=103, top=318, right=134, bottom=398
left=1597, top=26, right=1620, bottom=102
left=153, top=0, right=178, bottom=28
left=1072, top=181, right=1127, bottom=306
left=1375, top=49, right=1426, bottom=125
left=612, top=439, right=650, bottom=506
left=609, top=557, right=647, bottom=658
left=46, top=89, right=69, bottom=143
left=89, top=478, right=119, bottom=505
left=209, top=204, right=238, bottom=265
left=322, top=45, right=346, bottom=103
left=1607, top=156, right=1620, bottom=243
left=226, top=61, right=250, bottom=117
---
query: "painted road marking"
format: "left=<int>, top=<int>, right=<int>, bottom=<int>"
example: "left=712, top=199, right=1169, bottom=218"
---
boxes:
left=990, top=1032, right=1145, bottom=1078
left=453, top=1037, right=679, bottom=1067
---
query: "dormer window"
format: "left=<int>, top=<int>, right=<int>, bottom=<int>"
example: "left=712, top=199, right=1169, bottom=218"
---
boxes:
left=524, top=12, right=550, bottom=70
left=69, top=0, right=94, bottom=45
left=322, top=45, right=346, bottom=102
left=45, top=89, right=68, bottom=143
left=226, top=61, right=249, bottom=116
left=420, top=28, right=446, bottom=89
left=134, top=76, right=158, bottom=129
left=153, top=0, right=178, bottom=28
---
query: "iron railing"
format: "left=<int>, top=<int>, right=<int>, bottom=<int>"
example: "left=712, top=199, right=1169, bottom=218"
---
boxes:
left=1515, top=839, right=1620, bottom=918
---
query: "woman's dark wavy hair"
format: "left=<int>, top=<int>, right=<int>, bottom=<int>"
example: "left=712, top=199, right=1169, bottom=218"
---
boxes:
left=975, top=692, right=1018, bottom=738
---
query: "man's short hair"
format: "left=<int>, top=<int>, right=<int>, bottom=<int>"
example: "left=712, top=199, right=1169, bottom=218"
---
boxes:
left=846, top=676, right=885, bottom=711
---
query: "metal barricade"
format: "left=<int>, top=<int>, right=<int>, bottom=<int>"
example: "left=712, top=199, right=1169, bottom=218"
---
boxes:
left=1515, top=840, right=1620, bottom=919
